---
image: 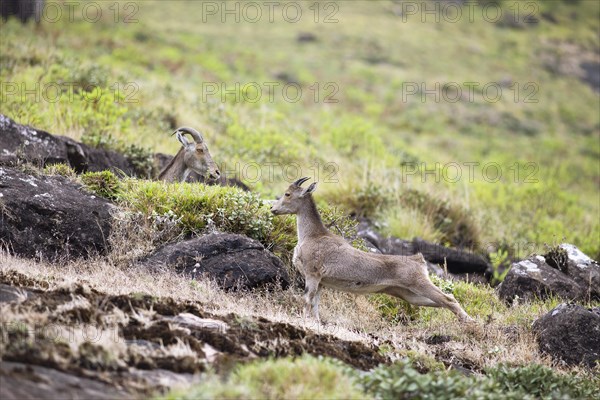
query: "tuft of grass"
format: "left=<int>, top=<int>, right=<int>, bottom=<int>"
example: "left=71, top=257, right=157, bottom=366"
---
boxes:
left=162, top=355, right=368, bottom=400
left=43, top=163, right=77, bottom=178
left=400, top=189, right=480, bottom=249
left=80, top=171, right=123, bottom=200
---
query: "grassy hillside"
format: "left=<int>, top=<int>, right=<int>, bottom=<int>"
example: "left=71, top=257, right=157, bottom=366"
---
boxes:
left=2, top=0, right=599, bottom=258
left=2, top=2, right=600, bottom=397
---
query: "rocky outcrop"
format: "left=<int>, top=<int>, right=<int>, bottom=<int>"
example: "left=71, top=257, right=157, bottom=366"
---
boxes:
left=532, top=303, right=600, bottom=368
left=497, top=245, right=599, bottom=303
left=0, top=114, right=69, bottom=166
left=0, top=166, right=114, bottom=261
left=0, top=114, right=146, bottom=176
left=140, top=233, right=289, bottom=290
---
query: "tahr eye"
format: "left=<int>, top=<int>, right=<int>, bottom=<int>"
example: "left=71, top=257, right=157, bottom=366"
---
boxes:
left=284, top=193, right=291, bottom=197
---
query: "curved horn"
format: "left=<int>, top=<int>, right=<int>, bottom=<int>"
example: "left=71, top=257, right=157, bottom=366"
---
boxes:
left=171, top=127, right=203, bottom=143
left=293, top=177, right=310, bottom=187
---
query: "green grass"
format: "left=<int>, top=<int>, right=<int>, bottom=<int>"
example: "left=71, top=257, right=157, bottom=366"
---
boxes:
left=161, top=354, right=599, bottom=400
left=161, top=355, right=368, bottom=400
left=80, top=172, right=364, bottom=269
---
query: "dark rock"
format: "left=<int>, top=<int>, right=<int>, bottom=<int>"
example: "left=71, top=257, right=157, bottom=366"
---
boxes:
left=412, top=238, right=489, bottom=275
left=0, top=166, right=113, bottom=261
left=59, top=135, right=142, bottom=176
left=141, top=233, right=289, bottom=290
left=0, top=114, right=69, bottom=166
left=424, top=334, right=451, bottom=345
left=0, top=361, right=134, bottom=400
left=580, top=61, right=600, bottom=93
left=0, top=0, right=44, bottom=23
left=497, top=256, right=582, bottom=303
left=498, top=245, right=599, bottom=304
left=532, top=303, right=600, bottom=368
left=556, top=244, right=600, bottom=300
left=0, top=115, right=147, bottom=176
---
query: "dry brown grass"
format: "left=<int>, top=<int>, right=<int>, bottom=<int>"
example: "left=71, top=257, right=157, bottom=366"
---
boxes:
left=2, top=247, right=594, bottom=378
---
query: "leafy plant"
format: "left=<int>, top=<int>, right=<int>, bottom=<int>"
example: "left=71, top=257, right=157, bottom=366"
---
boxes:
left=429, top=274, right=455, bottom=294
left=357, top=360, right=600, bottom=400
left=490, top=248, right=510, bottom=284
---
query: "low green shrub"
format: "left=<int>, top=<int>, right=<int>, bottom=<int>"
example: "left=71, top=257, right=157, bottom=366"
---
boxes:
left=117, top=180, right=278, bottom=242
left=487, top=363, right=600, bottom=400
left=358, top=360, right=600, bottom=400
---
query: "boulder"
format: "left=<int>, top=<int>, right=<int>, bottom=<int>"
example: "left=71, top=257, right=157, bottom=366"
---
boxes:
left=532, top=303, right=600, bottom=368
left=59, top=136, right=143, bottom=176
left=0, top=114, right=69, bottom=166
left=0, top=0, right=44, bottom=23
left=0, top=115, right=146, bottom=176
left=140, top=233, right=289, bottom=290
left=0, top=166, right=114, bottom=261
left=554, top=244, right=600, bottom=300
left=497, top=256, right=582, bottom=303
left=498, top=245, right=599, bottom=304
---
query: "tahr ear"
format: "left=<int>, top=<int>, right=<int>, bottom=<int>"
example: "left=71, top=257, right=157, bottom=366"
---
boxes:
left=176, top=131, right=191, bottom=147
left=301, top=182, right=317, bottom=197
